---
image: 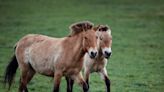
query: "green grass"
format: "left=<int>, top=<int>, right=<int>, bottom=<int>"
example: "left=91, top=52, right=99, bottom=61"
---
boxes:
left=0, top=0, right=164, bottom=92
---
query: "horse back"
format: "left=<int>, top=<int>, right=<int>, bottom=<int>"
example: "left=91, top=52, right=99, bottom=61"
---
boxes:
left=15, top=34, right=63, bottom=71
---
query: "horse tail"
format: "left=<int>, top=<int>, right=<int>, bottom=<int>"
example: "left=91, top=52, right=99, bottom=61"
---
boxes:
left=4, top=45, right=18, bottom=89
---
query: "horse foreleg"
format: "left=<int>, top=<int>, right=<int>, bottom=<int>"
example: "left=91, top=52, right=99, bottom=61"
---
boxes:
left=99, top=68, right=110, bottom=92
left=104, top=75, right=110, bottom=92
left=65, top=77, right=74, bottom=92
left=53, top=72, right=62, bottom=92
left=75, top=72, right=88, bottom=92
left=84, top=69, right=90, bottom=89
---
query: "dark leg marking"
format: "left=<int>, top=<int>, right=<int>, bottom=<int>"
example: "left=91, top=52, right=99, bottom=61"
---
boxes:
left=66, top=77, right=74, bottom=92
left=104, top=76, right=110, bottom=92
left=19, top=78, right=28, bottom=92
left=86, top=78, right=89, bottom=89
left=83, top=82, right=88, bottom=92
left=53, top=84, right=60, bottom=92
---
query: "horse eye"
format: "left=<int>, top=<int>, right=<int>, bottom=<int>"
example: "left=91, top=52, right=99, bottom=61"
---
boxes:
left=96, top=36, right=98, bottom=39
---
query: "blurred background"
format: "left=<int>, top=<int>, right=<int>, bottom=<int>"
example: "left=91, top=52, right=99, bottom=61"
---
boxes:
left=0, top=0, right=163, bottom=92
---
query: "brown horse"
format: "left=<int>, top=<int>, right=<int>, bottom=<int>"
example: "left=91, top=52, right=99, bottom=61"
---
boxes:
left=4, top=21, right=98, bottom=92
left=66, top=25, right=112, bottom=92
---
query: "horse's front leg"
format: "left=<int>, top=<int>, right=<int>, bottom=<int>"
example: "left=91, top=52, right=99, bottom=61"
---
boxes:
left=53, top=72, right=62, bottom=92
left=99, top=68, right=110, bottom=92
left=75, top=72, right=88, bottom=92
left=65, top=76, right=74, bottom=92
left=84, top=68, right=90, bottom=89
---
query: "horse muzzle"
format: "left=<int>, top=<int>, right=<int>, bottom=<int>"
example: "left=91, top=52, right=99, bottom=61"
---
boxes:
left=88, top=48, right=98, bottom=59
left=102, top=47, right=112, bottom=59
left=90, top=51, right=97, bottom=58
left=104, top=51, right=112, bottom=59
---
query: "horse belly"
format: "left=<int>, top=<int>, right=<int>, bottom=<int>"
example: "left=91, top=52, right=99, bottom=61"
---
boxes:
left=29, top=56, right=54, bottom=76
left=33, top=62, right=54, bottom=76
left=27, top=44, right=61, bottom=76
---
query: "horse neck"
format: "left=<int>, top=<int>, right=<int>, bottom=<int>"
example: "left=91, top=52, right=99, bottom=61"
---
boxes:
left=97, top=48, right=104, bottom=59
left=96, top=39, right=103, bottom=58
left=65, top=33, right=85, bottom=62
left=97, top=43, right=104, bottom=59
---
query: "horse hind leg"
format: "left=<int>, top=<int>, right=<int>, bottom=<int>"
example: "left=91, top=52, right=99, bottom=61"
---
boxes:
left=19, top=70, right=29, bottom=92
left=19, top=64, right=35, bottom=92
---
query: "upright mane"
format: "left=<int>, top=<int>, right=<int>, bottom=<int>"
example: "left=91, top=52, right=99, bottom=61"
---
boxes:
left=94, top=24, right=111, bottom=35
left=69, top=21, right=94, bottom=36
left=94, top=25, right=109, bottom=32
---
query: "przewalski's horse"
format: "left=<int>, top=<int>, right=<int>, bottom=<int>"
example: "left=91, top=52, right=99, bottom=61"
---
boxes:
left=4, top=21, right=98, bottom=92
left=66, top=25, right=112, bottom=92
left=84, top=25, right=112, bottom=92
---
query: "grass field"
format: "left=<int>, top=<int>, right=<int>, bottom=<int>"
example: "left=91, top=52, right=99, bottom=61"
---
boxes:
left=0, top=0, right=164, bottom=92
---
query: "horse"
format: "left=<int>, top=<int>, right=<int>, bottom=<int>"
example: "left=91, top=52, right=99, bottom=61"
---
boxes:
left=3, top=21, right=98, bottom=92
left=66, top=25, right=112, bottom=92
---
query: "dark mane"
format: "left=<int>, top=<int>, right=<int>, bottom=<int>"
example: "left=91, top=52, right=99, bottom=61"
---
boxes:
left=68, top=21, right=94, bottom=36
left=94, top=25, right=109, bottom=32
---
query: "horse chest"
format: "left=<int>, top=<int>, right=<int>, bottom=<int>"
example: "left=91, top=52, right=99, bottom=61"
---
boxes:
left=91, top=60, right=105, bottom=72
left=60, top=58, right=83, bottom=76
left=63, top=67, right=81, bottom=76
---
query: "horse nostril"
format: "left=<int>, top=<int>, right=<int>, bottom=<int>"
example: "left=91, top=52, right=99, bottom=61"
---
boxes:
left=91, top=51, right=94, bottom=56
left=90, top=51, right=97, bottom=58
left=105, top=51, right=111, bottom=57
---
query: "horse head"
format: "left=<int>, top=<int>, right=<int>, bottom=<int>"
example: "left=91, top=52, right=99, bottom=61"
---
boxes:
left=69, top=21, right=98, bottom=58
left=94, top=25, right=112, bottom=59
